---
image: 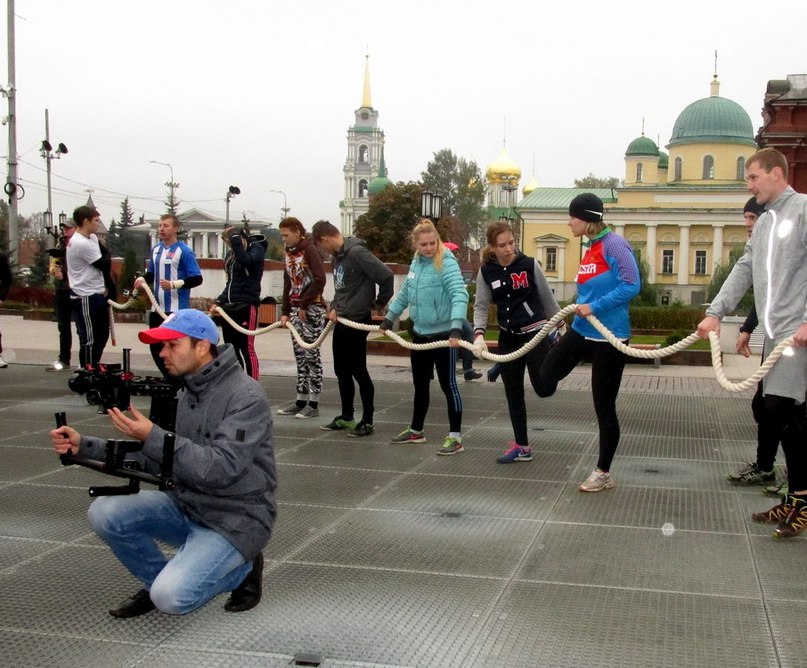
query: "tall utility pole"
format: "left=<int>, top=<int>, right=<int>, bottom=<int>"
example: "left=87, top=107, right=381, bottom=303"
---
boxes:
left=149, top=160, right=179, bottom=214
left=4, top=0, right=19, bottom=256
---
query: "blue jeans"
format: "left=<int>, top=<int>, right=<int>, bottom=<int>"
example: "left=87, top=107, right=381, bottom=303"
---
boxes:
left=87, top=491, right=252, bottom=615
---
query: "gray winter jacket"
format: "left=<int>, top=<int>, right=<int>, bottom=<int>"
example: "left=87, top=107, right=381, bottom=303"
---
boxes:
left=78, top=344, right=276, bottom=559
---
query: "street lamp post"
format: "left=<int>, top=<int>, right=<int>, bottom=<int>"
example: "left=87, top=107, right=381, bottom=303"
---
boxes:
left=420, top=190, right=443, bottom=222
left=40, top=108, right=68, bottom=244
left=268, top=189, right=289, bottom=221
left=225, top=185, right=241, bottom=227
left=149, top=160, right=180, bottom=212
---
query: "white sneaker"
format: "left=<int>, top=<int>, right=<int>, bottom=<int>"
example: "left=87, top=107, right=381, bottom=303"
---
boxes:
left=579, top=468, right=614, bottom=493
left=0, top=355, right=7, bottom=368
left=46, top=360, right=70, bottom=372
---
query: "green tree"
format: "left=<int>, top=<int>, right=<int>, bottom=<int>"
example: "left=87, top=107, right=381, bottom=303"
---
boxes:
left=421, top=149, right=486, bottom=246
left=106, top=218, right=122, bottom=256
left=573, top=173, right=621, bottom=189
left=633, top=259, right=659, bottom=306
left=354, top=181, right=421, bottom=263
left=706, top=246, right=753, bottom=314
left=119, top=248, right=139, bottom=294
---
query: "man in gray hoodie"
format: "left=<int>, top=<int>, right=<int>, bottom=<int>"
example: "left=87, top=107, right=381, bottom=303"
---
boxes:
left=312, top=220, right=394, bottom=437
left=51, top=310, right=276, bottom=616
left=697, top=148, right=807, bottom=538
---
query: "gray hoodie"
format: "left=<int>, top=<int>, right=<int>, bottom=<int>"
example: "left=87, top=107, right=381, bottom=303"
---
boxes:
left=330, top=237, right=394, bottom=320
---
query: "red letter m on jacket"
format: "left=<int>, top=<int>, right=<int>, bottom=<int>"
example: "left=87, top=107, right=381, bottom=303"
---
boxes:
left=511, top=271, right=528, bottom=289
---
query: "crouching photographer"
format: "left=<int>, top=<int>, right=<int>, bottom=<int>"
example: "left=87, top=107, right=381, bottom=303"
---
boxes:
left=50, top=309, right=276, bottom=618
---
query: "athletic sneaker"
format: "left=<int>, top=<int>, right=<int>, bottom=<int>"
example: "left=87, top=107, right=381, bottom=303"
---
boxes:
left=752, top=498, right=794, bottom=524
left=347, top=421, right=375, bottom=437
left=295, top=406, right=319, bottom=419
left=464, top=369, right=483, bottom=381
left=728, top=462, right=775, bottom=486
left=277, top=401, right=304, bottom=416
left=764, top=481, right=788, bottom=498
left=0, top=355, right=7, bottom=368
left=390, top=428, right=426, bottom=444
left=579, top=468, right=615, bottom=492
left=436, top=437, right=463, bottom=456
left=774, top=496, right=807, bottom=538
left=497, top=441, right=532, bottom=463
left=320, top=416, right=357, bottom=431
left=46, top=359, right=71, bottom=372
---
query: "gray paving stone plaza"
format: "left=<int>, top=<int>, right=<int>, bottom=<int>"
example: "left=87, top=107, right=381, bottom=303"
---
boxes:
left=1, top=315, right=805, bottom=667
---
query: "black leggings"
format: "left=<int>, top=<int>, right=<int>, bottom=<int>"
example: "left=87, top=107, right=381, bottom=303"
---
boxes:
left=409, top=332, right=462, bottom=433
left=220, top=304, right=260, bottom=380
left=538, top=329, right=627, bottom=472
left=332, top=319, right=373, bottom=423
left=498, top=329, right=552, bottom=447
left=761, top=394, right=807, bottom=492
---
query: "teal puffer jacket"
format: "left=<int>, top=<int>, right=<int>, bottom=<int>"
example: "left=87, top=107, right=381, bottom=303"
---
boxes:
left=387, top=249, right=468, bottom=336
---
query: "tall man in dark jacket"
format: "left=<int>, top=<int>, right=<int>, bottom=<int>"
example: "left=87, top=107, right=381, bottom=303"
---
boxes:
left=312, top=220, right=394, bottom=437
left=51, top=310, right=276, bottom=617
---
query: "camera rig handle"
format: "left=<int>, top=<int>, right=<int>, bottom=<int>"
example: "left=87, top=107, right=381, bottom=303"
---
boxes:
left=56, top=412, right=176, bottom=497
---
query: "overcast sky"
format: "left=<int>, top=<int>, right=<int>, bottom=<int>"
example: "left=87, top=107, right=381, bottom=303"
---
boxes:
left=3, top=0, right=805, bottom=228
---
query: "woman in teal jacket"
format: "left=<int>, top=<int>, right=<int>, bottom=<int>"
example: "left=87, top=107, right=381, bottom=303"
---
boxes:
left=380, top=220, right=469, bottom=455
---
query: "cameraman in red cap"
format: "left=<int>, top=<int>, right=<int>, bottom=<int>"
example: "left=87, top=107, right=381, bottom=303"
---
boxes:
left=51, top=309, right=276, bottom=618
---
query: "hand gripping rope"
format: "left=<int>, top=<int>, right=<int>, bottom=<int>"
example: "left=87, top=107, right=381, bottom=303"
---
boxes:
left=111, top=286, right=795, bottom=393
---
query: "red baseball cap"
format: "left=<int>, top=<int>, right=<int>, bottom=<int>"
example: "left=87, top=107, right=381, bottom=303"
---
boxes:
left=443, top=242, right=459, bottom=252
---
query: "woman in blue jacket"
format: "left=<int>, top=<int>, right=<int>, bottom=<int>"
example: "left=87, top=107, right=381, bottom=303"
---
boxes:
left=211, top=226, right=267, bottom=380
left=539, top=193, right=640, bottom=492
left=380, top=220, right=469, bottom=455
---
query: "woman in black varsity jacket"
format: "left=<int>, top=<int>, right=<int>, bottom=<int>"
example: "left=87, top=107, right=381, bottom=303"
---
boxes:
left=472, top=221, right=561, bottom=463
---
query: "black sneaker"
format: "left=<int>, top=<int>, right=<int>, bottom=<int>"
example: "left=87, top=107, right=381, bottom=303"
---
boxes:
left=224, top=553, right=263, bottom=612
left=108, top=588, right=156, bottom=618
left=728, top=462, right=775, bottom=486
left=347, top=421, right=375, bottom=437
left=464, top=369, right=483, bottom=381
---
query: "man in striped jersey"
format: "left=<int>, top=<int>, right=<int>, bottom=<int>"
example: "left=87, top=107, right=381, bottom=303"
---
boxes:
left=135, top=214, right=202, bottom=376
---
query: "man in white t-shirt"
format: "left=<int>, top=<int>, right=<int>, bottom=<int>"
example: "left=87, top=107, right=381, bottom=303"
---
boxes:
left=66, top=206, right=113, bottom=367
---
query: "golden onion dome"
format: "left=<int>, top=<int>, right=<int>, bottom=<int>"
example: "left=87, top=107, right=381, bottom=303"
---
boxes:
left=485, top=147, right=521, bottom=184
left=522, top=174, right=539, bottom=196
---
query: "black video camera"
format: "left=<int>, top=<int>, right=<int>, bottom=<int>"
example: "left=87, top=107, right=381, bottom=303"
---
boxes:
left=68, top=348, right=180, bottom=431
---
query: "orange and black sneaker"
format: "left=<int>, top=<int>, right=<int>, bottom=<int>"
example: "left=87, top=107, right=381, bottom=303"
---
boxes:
left=752, top=498, right=793, bottom=524
left=774, top=496, right=807, bottom=538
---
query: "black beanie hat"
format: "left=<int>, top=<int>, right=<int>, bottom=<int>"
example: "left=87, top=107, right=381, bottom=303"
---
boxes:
left=743, top=197, right=765, bottom=216
left=569, top=193, right=604, bottom=223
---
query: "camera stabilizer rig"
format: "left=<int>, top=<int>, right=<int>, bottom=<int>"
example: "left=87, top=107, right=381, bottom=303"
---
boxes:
left=68, top=348, right=180, bottom=432
left=56, top=411, right=176, bottom=497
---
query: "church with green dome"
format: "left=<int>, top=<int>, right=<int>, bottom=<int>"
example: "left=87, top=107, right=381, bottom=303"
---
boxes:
left=517, top=74, right=757, bottom=306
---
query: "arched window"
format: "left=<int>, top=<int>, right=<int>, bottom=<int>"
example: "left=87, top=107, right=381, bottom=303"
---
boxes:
left=358, top=179, right=368, bottom=197
left=702, top=155, right=715, bottom=179
left=358, top=145, right=369, bottom=163
left=636, top=162, right=643, bottom=182
left=674, top=157, right=682, bottom=181
left=736, top=156, right=746, bottom=180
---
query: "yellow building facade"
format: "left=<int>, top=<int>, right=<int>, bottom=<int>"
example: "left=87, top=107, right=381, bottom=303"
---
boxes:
left=514, top=77, right=758, bottom=305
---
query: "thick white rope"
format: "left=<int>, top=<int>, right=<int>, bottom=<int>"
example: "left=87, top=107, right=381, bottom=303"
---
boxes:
left=113, top=284, right=795, bottom=392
